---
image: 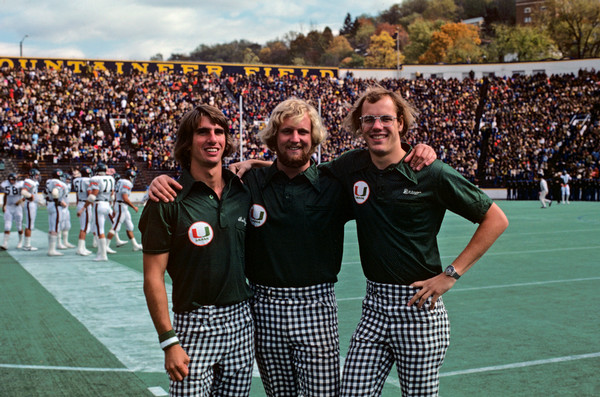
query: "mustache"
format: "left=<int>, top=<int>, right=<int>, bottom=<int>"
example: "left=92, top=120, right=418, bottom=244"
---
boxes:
left=284, top=143, right=308, bottom=149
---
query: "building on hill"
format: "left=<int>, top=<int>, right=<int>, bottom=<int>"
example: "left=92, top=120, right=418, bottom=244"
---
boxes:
left=516, top=0, right=546, bottom=26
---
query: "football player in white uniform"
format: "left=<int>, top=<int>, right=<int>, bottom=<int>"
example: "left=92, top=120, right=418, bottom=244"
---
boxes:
left=1, top=173, right=24, bottom=250
left=45, top=169, right=69, bottom=256
left=106, top=169, right=143, bottom=251
left=57, top=172, right=75, bottom=250
left=108, top=172, right=127, bottom=247
left=73, top=166, right=94, bottom=256
left=21, top=168, right=42, bottom=250
left=560, top=170, right=571, bottom=204
left=78, top=163, right=115, bottom=261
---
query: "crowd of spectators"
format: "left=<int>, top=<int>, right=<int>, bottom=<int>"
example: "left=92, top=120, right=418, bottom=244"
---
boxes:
left=1, top=65, right=599, bottom=192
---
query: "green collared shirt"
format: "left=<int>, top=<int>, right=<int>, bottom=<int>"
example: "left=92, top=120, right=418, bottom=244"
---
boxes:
left=324, top=147, right=492, bottom=285
left=139, top=168, right=252, bottom=312
left=243, top=160, right=353, bottom=287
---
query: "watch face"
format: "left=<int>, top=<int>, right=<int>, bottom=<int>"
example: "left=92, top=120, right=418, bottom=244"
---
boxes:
left=445, top=266, right=459, bottom=279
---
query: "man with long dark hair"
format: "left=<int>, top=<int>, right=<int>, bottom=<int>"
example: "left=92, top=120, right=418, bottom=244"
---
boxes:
left=140, top=105, right=254, bottom=397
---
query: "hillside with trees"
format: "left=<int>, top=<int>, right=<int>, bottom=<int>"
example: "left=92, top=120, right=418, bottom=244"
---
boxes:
left=156, top=0, right=599, bottom=67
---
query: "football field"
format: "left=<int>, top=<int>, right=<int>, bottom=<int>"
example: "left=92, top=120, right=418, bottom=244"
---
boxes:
left=0, top=201, right=599, bottom=396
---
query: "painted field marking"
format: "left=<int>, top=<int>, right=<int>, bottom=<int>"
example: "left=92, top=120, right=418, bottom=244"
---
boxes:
left=0, top=363, right=134, bottom=372
left=337, top=276, right=600, bottom=302
left=5, top=229, right=264, bottom=379
left=147, top=386, right=168, bottom=396
left=6, top=353, right=598, bottom=388
left=439, top=352, right=600, bottom=377
left=7, top=229, right=165, bottom=373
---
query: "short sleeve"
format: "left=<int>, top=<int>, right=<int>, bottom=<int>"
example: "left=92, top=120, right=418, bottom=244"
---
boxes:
left=138, top=200, right=175, bottom=253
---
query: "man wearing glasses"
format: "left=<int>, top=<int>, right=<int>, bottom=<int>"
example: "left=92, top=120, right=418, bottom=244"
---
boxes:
left=324, top=86, right=509, bottom=396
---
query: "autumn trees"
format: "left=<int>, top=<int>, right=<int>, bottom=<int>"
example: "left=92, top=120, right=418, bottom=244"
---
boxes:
left=419, top=22, right=483, bottom=64
left=168, top=0, right=600, bottom=67
left=542, top=0, right=600, bottom=59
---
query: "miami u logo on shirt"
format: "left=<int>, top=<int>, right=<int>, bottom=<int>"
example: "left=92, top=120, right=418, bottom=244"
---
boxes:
left=188, top=221, right=214, bottom=246
left=249, top=204, right=267, bottom=227
left=353, top=181, right=370, bottom=204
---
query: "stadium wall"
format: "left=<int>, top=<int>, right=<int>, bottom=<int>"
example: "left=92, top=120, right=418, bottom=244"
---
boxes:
left=341, top=58, right=600, bottom=80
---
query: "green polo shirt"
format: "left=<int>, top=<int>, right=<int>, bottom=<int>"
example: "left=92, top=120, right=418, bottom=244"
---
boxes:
left=139, top=168, right=252, bottom=312
left=243, top=160, right=353, bottom=287
left=324, top=148, right=492, bottom=285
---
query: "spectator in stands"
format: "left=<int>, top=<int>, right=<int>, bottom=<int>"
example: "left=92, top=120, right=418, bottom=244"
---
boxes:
left=1, top=65, right=599, bottom=196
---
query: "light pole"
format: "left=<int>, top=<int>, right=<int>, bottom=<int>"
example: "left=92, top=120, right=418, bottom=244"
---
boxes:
left=396, top=28, right=400, bottom=71
left=19, top=35, right=28, bottom=57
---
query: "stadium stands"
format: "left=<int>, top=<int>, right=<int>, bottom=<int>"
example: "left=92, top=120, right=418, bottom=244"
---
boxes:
left=1, top=65, right=599, bottom=198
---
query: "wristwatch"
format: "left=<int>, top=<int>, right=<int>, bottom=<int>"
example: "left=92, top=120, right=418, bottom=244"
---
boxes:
left=444, top=265, right=461, bottom=280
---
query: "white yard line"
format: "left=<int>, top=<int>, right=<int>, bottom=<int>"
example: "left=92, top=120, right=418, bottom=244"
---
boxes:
left=337, top=276, right=600, bottom=302
left=439, top=352, right=600, bottom=377
left=8, top=229, right=165, bottom=373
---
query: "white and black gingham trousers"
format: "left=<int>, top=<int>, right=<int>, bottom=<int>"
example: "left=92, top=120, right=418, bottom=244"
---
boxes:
left=171, top=301, right=254, bottom=397
left=250, top=282, right=340, bottom=397
left=341, top=281, right=450, bottom=397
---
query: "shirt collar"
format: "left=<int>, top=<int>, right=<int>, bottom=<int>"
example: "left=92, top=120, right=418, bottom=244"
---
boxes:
left=176, top=168, right=241, bottom=202
left=353, top=143, right=418, bottom=185
left=263, top=159, right=321, bottom=192
left=386, top=143, right=419, bottom=185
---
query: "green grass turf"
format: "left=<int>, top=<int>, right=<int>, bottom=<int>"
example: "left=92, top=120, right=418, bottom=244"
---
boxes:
left=336, top=201, right=600, bottom=396
left=0, top=252, right=155, bottom=396
left=0, top=201, right=598, bottom=396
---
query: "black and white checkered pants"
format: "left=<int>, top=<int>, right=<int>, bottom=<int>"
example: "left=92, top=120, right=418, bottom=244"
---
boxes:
left=172, top=301, right=254, bottom=397
left=341, top=281, right=450, bottom=397
left=250, top=282, right=340, bottom=397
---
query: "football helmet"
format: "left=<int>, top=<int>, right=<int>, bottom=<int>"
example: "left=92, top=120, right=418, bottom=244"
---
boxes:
left=29, top=168, right=41, bottom=182
left=52, top=169, right=65, bottom=181
left=81, top=166, right=93, bottom=177
left=125, top=169, right=137, bottom=181
left=95, top=162, right=108, bottom=174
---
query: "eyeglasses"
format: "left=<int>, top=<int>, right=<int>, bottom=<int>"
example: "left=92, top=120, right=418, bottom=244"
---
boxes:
left=360, top=115, right=397, bottom=127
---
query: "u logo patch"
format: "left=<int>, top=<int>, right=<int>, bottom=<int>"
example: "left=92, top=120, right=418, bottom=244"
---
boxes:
left=188, top=221, right=214, bottom=246
left=353, top=181, right=370, bottom=204
left=249, top=204, right=267, bottom=227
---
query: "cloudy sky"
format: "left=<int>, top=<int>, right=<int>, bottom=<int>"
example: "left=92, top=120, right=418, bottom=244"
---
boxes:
left=0, top=0, right=399, bottom=61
